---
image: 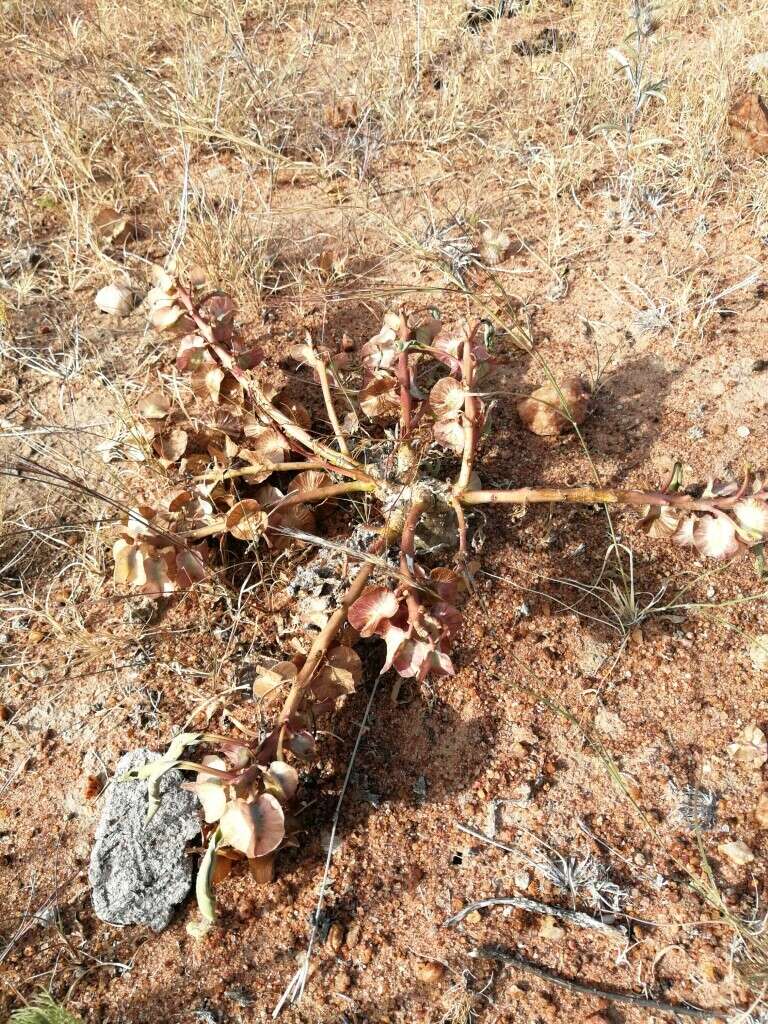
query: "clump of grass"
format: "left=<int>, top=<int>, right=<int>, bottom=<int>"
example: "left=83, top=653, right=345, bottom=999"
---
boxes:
left=9, top=992, right=82, bottom=1024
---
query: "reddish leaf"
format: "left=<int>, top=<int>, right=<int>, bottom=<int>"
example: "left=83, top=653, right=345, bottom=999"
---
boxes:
left=348, top=586, right=400, bottom=637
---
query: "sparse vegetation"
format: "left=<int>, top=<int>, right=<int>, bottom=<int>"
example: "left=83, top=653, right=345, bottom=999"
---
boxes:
left=2, top=0, right=768, bottom=1021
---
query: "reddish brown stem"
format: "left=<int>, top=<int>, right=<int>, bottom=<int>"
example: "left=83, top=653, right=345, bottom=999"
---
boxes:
left=454, top=321, right=483, bottom=494
left=396, top=350, right=413, bottom=438
left=399, top=495, right=430, bottom=630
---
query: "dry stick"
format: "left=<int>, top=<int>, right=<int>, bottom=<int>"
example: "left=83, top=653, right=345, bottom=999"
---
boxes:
left=469, top=947, right=729, bottom=1021
left=446, top=897, right=626, bottom=943
left=315, top=356, right=350, bottom=456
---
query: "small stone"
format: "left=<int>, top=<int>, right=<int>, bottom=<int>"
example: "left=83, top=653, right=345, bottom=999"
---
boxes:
left=595, top=708, right=625, bottom=739
left=736, top=425, right=751, bottom=439
left=718, top=840, right=754, bottom=866
left=88, top=749, right=200, bottom=931
left=539, top=915, right=565, bottom=941
left=412, top=960, right=445, bottom=984
left=346, top=923, right=361, bottom=948
left=727, top=724, right=767, bottom=768
left=333, top=970, right=351, bottom=993
left=465, top=910, right=482, bottom=924
left=83, top=774, right=101, bottom=799
left=514, top=870, right=531, bottom=890
left=0, top=704, right=10, bottom=722
left=327, top=922, right=345, bottom=953
left=755, top=792, right=768, bottom=828
left=749, top=635, right=768, bottom=672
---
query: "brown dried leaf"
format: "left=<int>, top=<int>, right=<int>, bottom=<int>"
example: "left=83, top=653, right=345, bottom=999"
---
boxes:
left=517, top=378, right=591, bottom=436
left=324, top=97, right=359, bottom=128
left=226, top=500, right=267, bottom=542
left=138, top=390, right=172, bottom=420
left=155, top=428, right=188, bottom=467
left=312, top=645, right=362, bottom=707
left=92, top=206, right=134, bottom=246
left=219, top=795, right=285, bottom=858
left=288, top=470, right=331, bottom=494
left=432, top=416, right=465, bottom=455
left=252, top=661, right=298, bottom=701
left=95, top=283, right=132, bottom=317
left=360, top=374, right=400, bottom=418
left=728, top=93, right=768, bottom=155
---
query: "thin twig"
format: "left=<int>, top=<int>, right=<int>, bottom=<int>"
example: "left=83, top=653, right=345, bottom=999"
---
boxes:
left=446, top=897, right=626, bottom=942
left=272, top=673, right=383, bottom=1017
left=468, top=947, right=729, bottom=1021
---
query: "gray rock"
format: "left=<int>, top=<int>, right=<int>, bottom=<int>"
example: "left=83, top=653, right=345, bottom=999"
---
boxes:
left=89, top=748, right=201, bottom=931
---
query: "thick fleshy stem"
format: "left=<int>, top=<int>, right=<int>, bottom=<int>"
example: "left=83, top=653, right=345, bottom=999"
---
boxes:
left=458, top=486, right=767, bottom=511
left=454, top=321, right=483, bottom=494
left=396, top=350, right=413, bottom=438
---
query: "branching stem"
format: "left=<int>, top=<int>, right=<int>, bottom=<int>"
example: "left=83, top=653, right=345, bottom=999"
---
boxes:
left=459, top=486, right=765, bottom=512
left=278, top=546, right=383, bottom=723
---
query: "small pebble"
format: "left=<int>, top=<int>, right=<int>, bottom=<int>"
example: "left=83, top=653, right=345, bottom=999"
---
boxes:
left=736, top=425, right=751, bottom=439
left=514, top=870, right=531, bottom=890
left=755, top=792, right=768, bottom=828
left=333, top=970, right=351, bottom=993
left=412, top=960, right=445, bottom=984
left=465, top=910, right=482, bottom=924
left=327, top=922, right=345, bottom=953
left=718, top=840, right=754, bottom=866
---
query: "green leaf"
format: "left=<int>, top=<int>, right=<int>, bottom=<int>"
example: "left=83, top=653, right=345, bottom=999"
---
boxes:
left=117, top=732, right=204, bottom=822
left=196, top=829, right=222, bottom=922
